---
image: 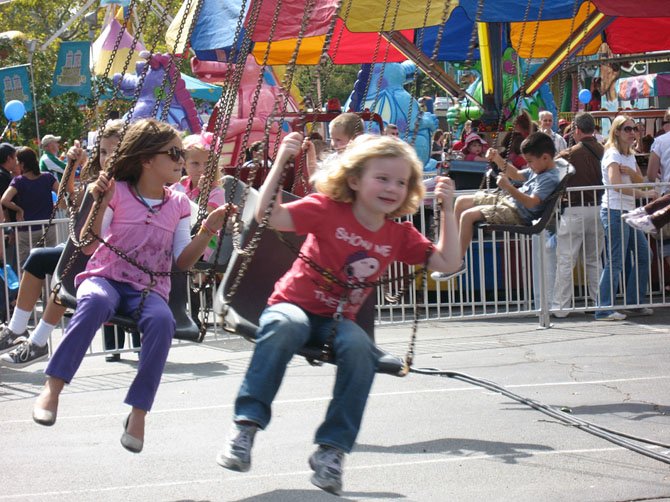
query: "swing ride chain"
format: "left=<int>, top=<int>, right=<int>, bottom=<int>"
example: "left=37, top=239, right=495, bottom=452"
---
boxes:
left=84, top=0, right=140, bottom=131
left=53, top=5, right=183, bottom=309
left=227, top=0, right=317, bottom=259
left=362, top=1, right=391, bottom=132
left=187, top=0, right=264, bottom=337
left=213, top=0, right=284, bottom=228
left=152, top=0, right=191, bottom=121
left=291, top=0, right=345, bottom=196
left=194, top=0, right=289, bottom=293
left=407, top=0, right=441, bottom=148
left=556, top=0, right=581, bottom=120
left=186, top=0, right=264, bottom=341
left=40, top=0, right=147, bottom=247
left=193, top=0, right=258, bottom=234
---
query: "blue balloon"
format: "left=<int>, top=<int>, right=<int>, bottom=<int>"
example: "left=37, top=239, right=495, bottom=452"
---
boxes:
left=4, top=100, right=26, bottom=122
left=578, top=89, right=592, bottom=105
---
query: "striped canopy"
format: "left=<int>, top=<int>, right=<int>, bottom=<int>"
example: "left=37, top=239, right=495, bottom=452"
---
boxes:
left=166, top=0, right=670, bottom=64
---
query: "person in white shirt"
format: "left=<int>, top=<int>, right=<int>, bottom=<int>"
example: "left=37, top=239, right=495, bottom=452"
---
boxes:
left=539, top=110, right=568, bottom=154
left=646, top=108, right=670, bottom=193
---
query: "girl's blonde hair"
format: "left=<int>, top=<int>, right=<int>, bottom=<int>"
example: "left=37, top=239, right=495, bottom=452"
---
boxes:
left=313, top=134, right=425, bottom=218
left=111, top=119, right=179, bottom=185
left=182, top=131, right=221, bottom=183
left=606, top=114, right=635, bottom=155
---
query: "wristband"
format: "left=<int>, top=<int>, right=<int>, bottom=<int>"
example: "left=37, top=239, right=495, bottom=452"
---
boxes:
left=200, top=221, right=217, bottom=237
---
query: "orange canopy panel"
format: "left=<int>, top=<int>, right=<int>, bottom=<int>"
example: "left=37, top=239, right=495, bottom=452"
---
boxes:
left=510, top=1, right=602, bottom=59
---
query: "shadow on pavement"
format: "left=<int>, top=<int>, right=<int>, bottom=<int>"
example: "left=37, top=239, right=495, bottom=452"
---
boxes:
left=356, top=437, right=553, bottom=464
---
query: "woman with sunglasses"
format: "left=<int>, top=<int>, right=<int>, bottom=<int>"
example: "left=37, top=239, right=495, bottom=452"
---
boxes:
left=596, top=115, right=655, bottom=321
left=31, top=119, right=233, bottom=453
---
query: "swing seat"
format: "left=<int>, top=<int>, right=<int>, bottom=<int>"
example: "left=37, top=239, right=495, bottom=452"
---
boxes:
left=52, top=192, right=200, bottom=342
left=475, top=164, right=575, bottom=235
left=197, top=176, right=259, bottom=271
left=213, top=186, right=405, bottom=376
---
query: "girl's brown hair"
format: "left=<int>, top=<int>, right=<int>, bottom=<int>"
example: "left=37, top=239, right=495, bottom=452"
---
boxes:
left=313, top=134, right=425, bottom=218
left=110, top=118, right=179, bottom=185
left=81, top=119, right=125, bottom=181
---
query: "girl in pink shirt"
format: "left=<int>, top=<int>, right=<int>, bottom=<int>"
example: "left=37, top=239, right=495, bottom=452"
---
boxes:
left=217, top=132, right=461, bottom=494
left=33, top=119, right=233, bottom=454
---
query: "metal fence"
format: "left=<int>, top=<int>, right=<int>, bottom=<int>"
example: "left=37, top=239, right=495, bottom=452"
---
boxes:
left=3, top=183, right=668, bottom=359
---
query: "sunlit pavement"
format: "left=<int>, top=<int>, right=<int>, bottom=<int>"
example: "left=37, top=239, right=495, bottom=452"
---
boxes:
left=2, top=311, right=669, bottom=501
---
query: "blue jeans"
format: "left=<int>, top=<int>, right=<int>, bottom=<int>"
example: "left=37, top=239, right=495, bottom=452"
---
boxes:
left=234, top=303, right=377, bottom=453
left=596, top=208, right=651, bottom=318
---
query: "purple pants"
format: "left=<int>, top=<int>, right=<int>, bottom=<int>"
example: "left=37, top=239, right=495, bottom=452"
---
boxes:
left=46, top=277, right=176, bottom=411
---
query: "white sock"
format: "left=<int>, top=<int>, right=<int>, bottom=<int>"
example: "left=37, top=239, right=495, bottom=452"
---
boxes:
left=29, top=320, right=56, bottom=348
left=8, top=308, right=32, bottom=334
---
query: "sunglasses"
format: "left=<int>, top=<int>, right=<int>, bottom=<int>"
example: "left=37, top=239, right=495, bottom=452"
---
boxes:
left=621, top=126, right=639, bottom=133
left=155, top=146, right=186, bottom=162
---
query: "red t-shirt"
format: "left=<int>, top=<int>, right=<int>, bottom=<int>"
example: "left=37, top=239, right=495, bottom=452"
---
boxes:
left=268, top=193, right=433, bottom=319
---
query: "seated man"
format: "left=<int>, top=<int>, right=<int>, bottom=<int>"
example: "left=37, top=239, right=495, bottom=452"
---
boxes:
left=433, top=132, right=561, bottom=282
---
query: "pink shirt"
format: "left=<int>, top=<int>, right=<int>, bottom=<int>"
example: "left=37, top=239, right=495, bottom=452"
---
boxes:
left=268, top=194, right=433, bottom=319
left=76, top=181, right=191, bottom=300
left=173, top=176, right=226, bottom=209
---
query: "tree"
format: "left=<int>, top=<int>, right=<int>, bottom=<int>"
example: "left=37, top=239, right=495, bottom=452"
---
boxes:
left=0, top=0, right=177, bottom=146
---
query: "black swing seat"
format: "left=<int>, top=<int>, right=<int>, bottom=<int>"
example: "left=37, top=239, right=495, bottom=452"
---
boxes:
left=475, top=164, right=575, bottom=235
left=213, top=185, right=405, bottom=376
left=52, top=192, right=200, bottom=342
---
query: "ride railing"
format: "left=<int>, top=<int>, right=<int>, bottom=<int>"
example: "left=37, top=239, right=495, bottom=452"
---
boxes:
left=377, top=182, right=668, bottom=326
left=2, top=182, right=668, bottom=359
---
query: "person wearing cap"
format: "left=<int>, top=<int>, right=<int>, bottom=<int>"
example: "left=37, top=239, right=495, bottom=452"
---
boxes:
left=558, top=118, right=569, bottom=136
left=39, top=134, right=66, bottom=181
left=539, top=111, right=568, bottom=154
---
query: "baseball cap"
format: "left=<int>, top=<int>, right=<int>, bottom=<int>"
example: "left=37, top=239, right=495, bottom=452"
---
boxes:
left=463, top=132, right=487, bottom=148
left=558, top=119, right=568, bottom=127
left=40, top=134, right=62, bottom=148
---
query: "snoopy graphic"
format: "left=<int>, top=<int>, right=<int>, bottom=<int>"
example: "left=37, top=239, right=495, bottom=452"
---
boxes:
left=343, top=250, right=380, bottom=306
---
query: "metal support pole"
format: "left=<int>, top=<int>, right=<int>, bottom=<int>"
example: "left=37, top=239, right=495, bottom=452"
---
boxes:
left=26, top=40, right=41, bottom=153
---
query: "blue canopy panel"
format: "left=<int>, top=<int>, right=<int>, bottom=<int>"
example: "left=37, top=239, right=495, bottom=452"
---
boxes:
left=181, top=74, right=223, bottom=102
left=189, top=0, right=248, bottom=62
left=459, top=0, right=588, bottom=23
left=416, top=6, right=501, bottom=62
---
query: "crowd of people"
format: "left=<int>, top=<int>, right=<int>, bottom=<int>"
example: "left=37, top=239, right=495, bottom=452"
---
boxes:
left=0, top=106, right=668, bottom=494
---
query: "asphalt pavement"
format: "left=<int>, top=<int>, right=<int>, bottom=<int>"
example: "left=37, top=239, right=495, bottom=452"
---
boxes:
left=1, top=310, right=669, bottom=501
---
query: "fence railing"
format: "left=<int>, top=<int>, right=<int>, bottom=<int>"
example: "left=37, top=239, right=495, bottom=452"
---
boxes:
left=4, top=183, right=668, bottom=358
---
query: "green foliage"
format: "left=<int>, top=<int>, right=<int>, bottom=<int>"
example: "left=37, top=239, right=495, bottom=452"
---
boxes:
left=0, top=0, right=178, bottom=146
left=295, top=62, right=360, bottom=108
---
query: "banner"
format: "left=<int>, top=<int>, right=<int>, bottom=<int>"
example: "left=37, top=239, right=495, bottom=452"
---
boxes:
left=0, top=65, right=32, bottom=112
left=51, top=41, right=92, bottom=98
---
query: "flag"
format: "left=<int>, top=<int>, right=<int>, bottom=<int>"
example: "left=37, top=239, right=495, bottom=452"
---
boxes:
left=0, top=64, right=32, bottom=112
left=51, top=41, right=92, bottom=98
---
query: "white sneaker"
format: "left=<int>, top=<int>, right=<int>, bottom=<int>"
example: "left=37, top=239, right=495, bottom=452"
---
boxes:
left=596, top=312, right=627, bottom=321
left=551, top=310, right=569, bottom=319
left=622, top=207, right=647, bottom=221
left=625, top=214, right=657, bottom=235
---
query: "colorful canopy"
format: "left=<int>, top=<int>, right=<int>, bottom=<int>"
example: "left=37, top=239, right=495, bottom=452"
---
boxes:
left=166, top=0, right=670, bottom=65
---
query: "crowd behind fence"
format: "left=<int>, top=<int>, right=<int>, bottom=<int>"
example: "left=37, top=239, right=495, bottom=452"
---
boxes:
left=3, top=183, right=668, bottom=359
